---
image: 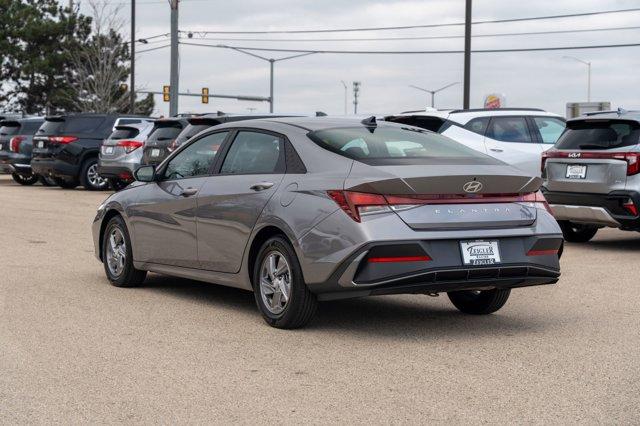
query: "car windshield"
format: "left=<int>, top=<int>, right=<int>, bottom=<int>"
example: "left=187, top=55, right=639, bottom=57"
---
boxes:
left=308, top=125, right=498, bottom=165
left=555, top=120, right=640, bottom=150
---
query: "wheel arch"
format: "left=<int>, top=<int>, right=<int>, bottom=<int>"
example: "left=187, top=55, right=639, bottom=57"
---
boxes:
left=98, top=203, right=131, bottom=261
left=245, top=224, right=301, bottom=288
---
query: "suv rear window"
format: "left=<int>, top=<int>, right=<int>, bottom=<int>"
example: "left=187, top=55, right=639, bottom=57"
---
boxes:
left=0, top=122, right=21, bottom=136
left=555, top=120, right=640, bottom=150
left=36, top=119, right=65, bottom=135
left=308, top=126, right=497, bottom=165
left=36, top=117, right=104, bottom=135
left=176, top=123, right=213, bottom=144
left=148, top=124, right=184, bottom=141
left=108, top=127, right=140, bottom=140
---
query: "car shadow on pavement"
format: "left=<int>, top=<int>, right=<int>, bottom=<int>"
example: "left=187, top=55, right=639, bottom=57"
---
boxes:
left=142, top=273, right=551, bottom=337
left=579, top=235, right=640, bottom=252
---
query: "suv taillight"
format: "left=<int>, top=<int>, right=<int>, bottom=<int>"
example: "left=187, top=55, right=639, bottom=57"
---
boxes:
left=541, top=150, right=640, bottom=176
left=49, top=135, right=78, bottom=144
left=10, top=136, right=25, bottom=152
left=116, top=140, right=143, bottom=153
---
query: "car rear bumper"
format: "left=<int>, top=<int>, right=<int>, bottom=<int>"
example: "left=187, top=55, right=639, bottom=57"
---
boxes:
left=0, top=153, right=31, bottom=174
left=31, top=157, right=79, bottom=180
left=97, top=163, right=136, bottom=180
left=543, top=189, right=640, bottom=230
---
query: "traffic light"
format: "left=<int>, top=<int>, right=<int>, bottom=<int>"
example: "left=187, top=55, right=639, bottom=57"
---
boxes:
left=163, top=85, right=170, bottom=102
left=202, top=87, right=209, bottom=104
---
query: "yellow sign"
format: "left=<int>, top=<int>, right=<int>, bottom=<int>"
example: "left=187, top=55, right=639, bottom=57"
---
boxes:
left=202, top=87, right=209, bottom=104
left=163, top=85, right=170, bottom=102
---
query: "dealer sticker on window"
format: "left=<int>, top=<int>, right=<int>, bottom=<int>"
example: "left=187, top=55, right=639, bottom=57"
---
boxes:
left=460, top=240, right=501, bottom=265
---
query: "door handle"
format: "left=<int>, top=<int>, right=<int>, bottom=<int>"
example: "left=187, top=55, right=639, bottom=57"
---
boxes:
left=250, top=181, right=275, bottom=191
left=180, top=187, right=198, bottom=197
left=489, top=148, right=504, bottom=153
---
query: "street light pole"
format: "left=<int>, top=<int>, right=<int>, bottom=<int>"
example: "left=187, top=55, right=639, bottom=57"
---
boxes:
left=269, top=59, right=274, bottom=113
left=169, top=0, right=179, bottom=116
left=340, top=80, right=347, bottom=115
left=409, top=82, right=459, bottom=108
left=563, top=55, right=592, bottom=102
left=130, top=0, right=135, bottom=113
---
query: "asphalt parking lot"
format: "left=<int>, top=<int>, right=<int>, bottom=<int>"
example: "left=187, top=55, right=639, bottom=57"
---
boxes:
left=1, top=174, right=639, bottom=424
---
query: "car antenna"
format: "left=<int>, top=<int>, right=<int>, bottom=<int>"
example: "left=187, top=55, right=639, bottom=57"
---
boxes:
left=361, top=115, right=377, bottom=128
left=617, top=107, right=627, bottom=116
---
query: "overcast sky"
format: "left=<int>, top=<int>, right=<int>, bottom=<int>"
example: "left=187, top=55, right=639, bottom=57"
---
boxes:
left=75, top=0, right=640, bottom=117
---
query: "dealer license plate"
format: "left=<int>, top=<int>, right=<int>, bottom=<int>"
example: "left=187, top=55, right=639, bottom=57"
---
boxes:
left=460, top=240, right=501, bottom=265
left=151, top=149, right=161, bottom=157
left=566, top=164, right=587, bottom=179
left=103, top=146, right=114, bottom=155
left=38, top=141, right=45, bottom=148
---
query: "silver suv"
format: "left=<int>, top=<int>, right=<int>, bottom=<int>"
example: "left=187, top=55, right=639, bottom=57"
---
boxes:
left=542, top=109, right=640, bottom=242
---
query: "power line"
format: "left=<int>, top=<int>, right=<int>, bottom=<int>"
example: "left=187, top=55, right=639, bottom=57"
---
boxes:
left=137, top=44, right=171, bottom=54
left=183, top=7, right=640, bottom=34
left=181, top=25, right=640, bottom=43
left=179, top=41, right=640, bottom=55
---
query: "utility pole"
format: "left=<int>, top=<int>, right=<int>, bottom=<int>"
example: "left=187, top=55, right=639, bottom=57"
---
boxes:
left=130, top=0, right=136, bottom=113
left=340, top=81, right=347, bottom=115
left=463, top=0, right=472, bottom=109
left=353, top=81, right=361, bottom=115
left=169, top=0, right=179, bottom=116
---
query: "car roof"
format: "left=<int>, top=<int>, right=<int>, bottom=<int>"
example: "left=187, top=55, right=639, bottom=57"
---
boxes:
left=211, top=116, right=405, bottom=132
left=389, top=108, right=563, bottom=125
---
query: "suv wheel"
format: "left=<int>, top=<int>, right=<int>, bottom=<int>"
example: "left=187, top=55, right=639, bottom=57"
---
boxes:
left=11, top=172, right=39, bottom=186
left=39, top=175, right=57, bottom=186
left=102, top=215, right=146, bottom=287
left=558, top=221, right=598, bottom=243
left=53, top=177, right=79, bottom=189
left=81, top=158, right=109, bottom=191
left=253, top=236, right=318, bottom=329
left=448, top=288, right=511, bottom=315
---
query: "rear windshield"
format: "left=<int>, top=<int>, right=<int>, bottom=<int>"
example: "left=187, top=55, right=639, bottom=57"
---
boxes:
left=21, top=120, right=44, bottom=134
left=556, top=120, right=640, bottom=150
left=108, top=127, right=140, bottom=140
left=148, top=124, right=184, bottom=141
left=36, top=116, right=105, bottom=135
left=308, top=126, right=497, bottom=165
left=176, top=124, right=213, bottom=143
left=0, top=122, right=20, bottom=136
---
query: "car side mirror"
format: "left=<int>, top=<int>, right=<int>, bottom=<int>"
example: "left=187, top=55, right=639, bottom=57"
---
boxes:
left=134, top=165, right=156, bottom=182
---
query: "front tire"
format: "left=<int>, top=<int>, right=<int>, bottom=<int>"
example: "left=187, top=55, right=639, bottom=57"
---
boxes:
left=252, top=236, right=317, bottom=329
left=11, top=172, right=38, bottom=185
left=102, top=215, right=146, bottom=287
left=80, top=158, right=109, bottom=191
left=448, top=288, right=511, bottom=315
left=558, top=221, right=598, bottom=243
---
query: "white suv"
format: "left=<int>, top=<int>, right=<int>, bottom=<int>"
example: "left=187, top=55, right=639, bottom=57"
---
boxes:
left=385, top=108, right=566, bottom=176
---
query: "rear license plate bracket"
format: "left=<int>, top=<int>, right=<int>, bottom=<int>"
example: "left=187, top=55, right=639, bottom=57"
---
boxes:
left=566, top=164, right=587, bottom=179
left=460, top=240, right=501, bottom=265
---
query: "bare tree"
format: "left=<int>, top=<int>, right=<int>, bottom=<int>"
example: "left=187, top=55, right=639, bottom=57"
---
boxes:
left=64, top=0, right=131, bottom=113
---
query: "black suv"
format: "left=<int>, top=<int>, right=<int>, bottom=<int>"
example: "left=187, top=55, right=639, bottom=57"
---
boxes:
left=0, top=117, right=45, bottom=185
left=31, top=114, right=150, bottom=190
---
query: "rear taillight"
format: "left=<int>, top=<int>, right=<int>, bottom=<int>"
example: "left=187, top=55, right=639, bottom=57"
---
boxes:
left=10, top=136, right=25, bottom=153
left=542, top=150, right=640, bottom=176
left=116, top=140, right=143, bottom=153
left=48, top=135, right=78, bottom=144
left=368, top=255, right=431, bottom=263
left=541, top=149, right=553, bottom=173
left=623, top=198, right=638, bottom=216
left=328, top=190, right=552, bottom=222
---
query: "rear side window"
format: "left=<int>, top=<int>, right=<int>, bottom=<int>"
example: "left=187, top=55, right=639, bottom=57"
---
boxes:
left=108, top=127, right=139, bottom=140
left=220, top=131, right=284, bottom=174
left=533, top=117, right=566, bottom=144
left=148, top=124, right=183, bottom=142
left=486, top=117, right=532, bottom=143
left=0, top=123, right=20, bottom=136
left=308, top=126, right=496, bottom=166
left=555, top=120, right=640, bottom=150
left=464, top=117, right=490, bottom=135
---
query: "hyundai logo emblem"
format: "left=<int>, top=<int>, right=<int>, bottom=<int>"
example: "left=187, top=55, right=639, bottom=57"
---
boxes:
left=463, top=181, right=483, bottom=193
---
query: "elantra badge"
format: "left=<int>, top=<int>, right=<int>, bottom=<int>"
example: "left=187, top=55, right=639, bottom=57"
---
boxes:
left=463, top=181, right=483, bottom=193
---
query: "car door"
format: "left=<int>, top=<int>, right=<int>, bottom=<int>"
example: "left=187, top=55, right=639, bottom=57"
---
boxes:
left=196, top=129, right=286, bottom=273
left=130, top=132, right=227, bottom=268
left=484, top=116, right=542, bottom=176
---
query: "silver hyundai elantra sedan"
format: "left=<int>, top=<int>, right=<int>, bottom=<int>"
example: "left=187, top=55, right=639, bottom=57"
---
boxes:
left=92, top=117, right=562, bottom=328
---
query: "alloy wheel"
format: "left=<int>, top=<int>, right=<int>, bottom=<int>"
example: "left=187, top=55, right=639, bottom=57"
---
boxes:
left=87, top=163, right=108, bottom=189
left=259, top=250, right=292, bottom=315
left=106, top=228, right=127, bottom=277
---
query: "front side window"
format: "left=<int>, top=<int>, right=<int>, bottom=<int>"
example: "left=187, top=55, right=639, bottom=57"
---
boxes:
left=308, top=125, right=498, bottom=165
left=486, top=117, right=532, bottom=143
left=220, top=131, right=284, bottom=174
left=164, top=131, right=228, bottom=180
left=533, top=117, right=566, bottom=144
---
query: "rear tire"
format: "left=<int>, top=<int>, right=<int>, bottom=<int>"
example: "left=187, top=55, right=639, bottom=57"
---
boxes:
left=80, top=158, right=109, bottom=191
left=11, top=172, right=38, bottom=185
left=53, top=177, right=78, bottom=189
left=39, top=175, right=57, bottom=186
left=252, top=236, right=318, bottom=329
left=102, top=215, right=146, bottom=287
left=558, top=221, right=598, bottom=243
left=448, top=288, right=511, bottom=315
